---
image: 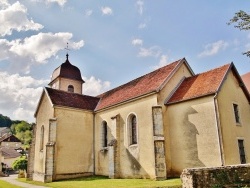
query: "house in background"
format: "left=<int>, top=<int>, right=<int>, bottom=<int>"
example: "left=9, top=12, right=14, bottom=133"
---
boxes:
left=0, top=134, right=22, bottom=148
left=0, top=134, right=22, bottom=171
left=0, top=147, right=21, bottom=169
left=0, top=127, right=11, bottom=137
left=27, top=55, right=250, bottom=182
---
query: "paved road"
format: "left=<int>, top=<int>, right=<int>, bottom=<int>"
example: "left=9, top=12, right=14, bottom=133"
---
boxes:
left=1, top=174, right=48, bottom=188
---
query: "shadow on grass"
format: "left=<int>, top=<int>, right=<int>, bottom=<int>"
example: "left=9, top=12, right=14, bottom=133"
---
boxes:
left=56, top=175, right=109, bottom=182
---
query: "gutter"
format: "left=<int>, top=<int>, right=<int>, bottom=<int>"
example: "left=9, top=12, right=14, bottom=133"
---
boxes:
left=213, top=93, right=225, bottom=166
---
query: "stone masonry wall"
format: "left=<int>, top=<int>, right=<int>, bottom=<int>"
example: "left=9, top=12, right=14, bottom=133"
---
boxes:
left=152, top=106, right=167, bottom=180
left=181, top=164, right=250, bottom=188
left=26, top=124, right=36, bottom=180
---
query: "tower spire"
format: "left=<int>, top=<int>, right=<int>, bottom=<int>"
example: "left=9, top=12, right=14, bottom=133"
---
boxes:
left=65, top=42, right=70, bottom=61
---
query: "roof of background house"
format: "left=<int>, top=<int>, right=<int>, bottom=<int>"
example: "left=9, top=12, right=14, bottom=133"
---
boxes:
left=95, top=58, right=187, bottom=110
left=1, top=147, right=21, bottom=159
left=0, top=127, right=10, bottom=133
left=242, top=72, right=250, bottom=93
left=0, top=134, right=21, bottom=143
left=167, top=63, right=250, bottom=104
left=45, top=87, right=100, bottom=111
left=49, top=54, right=84, bottom=85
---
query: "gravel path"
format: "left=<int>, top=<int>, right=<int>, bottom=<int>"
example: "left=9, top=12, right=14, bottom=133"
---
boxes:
left=1, top=174, right=48, bottom=188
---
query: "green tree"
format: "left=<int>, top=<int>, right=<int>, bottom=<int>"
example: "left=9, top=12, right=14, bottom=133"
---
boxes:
left=12, top=156, right=28, bottom=171
left=11, top=121, right=33, bottom=146
left=24, top=130, right=32, bottom=145
left=0, top=114, right=12, bottom=127
left=228, top=10, right=250, bottom=57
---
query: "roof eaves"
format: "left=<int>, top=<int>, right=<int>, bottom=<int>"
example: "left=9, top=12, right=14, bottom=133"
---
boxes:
left=95, top=90, right=157, bottom=112
left=54, top=105, right=95, bottom=113
left=166, top=93, right=216, bottom=105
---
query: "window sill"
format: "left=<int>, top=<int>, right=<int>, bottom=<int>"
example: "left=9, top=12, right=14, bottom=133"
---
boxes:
left=129, top=144, right=138, bottom=148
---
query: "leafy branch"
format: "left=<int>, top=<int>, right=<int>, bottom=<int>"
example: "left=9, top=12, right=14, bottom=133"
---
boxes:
left=228, top=10, right=250, bottom=57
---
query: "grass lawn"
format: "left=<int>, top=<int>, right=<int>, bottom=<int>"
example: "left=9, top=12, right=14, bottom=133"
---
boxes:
left=0, top=180, right=22, bottom=188
left=20, top=176, right=182, bottom=188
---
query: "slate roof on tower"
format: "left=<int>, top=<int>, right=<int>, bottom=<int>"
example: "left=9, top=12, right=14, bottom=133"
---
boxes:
left=49, top=54, right=84, bottom=85
left=95, top=58, right=190, bottom=110
left=166, top=63, right=250, bottom=104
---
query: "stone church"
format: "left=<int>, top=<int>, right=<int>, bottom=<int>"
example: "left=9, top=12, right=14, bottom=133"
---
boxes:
left=27, top=54, right=250, bottom=182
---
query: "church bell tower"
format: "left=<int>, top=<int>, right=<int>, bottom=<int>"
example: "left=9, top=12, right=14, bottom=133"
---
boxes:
left=48, top=54, right=85, bottom=94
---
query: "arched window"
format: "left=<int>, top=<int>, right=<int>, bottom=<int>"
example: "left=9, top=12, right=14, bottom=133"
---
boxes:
left=68, top=85, right=74, bottom=92
left=131, top=115, right=137, bottom=145
left=102, top=121, right=108, bottom=147
left=40, top=126, right=44, bottom=151
left=127, top=114, right=137, bottom=145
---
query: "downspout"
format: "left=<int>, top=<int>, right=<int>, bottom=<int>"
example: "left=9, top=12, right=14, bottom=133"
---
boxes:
left=214, top=93, right=225, bottom=166
left=93, top=112, right=96, bottom=175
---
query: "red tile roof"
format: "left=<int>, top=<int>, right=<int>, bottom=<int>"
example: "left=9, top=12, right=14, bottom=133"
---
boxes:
left=46, top=87, right=100, bottom=111
left=95, top=59, right=184, bottom=110
left=167, top=64, right=231, bottom=104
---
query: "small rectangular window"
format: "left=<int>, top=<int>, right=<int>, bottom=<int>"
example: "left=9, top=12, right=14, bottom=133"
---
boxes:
left=102, top=121, right=108, bottom=148
left=233, top=104, right=240, bottom=124
left=238, top=139, right=246, bottom=164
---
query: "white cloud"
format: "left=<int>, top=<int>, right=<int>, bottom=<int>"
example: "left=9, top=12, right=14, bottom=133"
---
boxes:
left=0, top=32, right=84, bottom=73
left=84, top=9, right=93, bottom=17
left=0, top=72, right=110, bottom=121
left=198, top=40, right=228, bottom=57
left=101, top=6, right=113, bottom=15
left=0, top=71, right=49, bottom=122
left=0, top=1, right=43, bottom=37
left=83, top=76, right=111, bottom=96
left=132, top=39, right=143, bottom=46
left=46, top=0, right=67, bottom=6
left=136, top=0, right=144, bottom=15
left=32, top=0, right=67, bottom=7
left=138, top=46, right=161, bottom=57
left=153, top=55, right=169, bottom=70
left=0, top=0, right=9, bottom=9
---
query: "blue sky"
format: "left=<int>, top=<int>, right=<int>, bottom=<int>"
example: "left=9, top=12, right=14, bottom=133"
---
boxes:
left=1, top=0, right=250, bottom=122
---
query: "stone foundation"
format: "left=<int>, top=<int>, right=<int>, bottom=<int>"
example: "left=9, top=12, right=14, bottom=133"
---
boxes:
left=55, top=172, right=93, bottom=180
left=181, top=164, right=250, bottom=188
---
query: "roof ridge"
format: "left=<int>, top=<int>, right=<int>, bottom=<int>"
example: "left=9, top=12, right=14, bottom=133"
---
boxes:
left=45, top=87, right=100, bottom=99
left=97, top=58, right=183, bottom=97
left=196, top=63, right=231, bottom=76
